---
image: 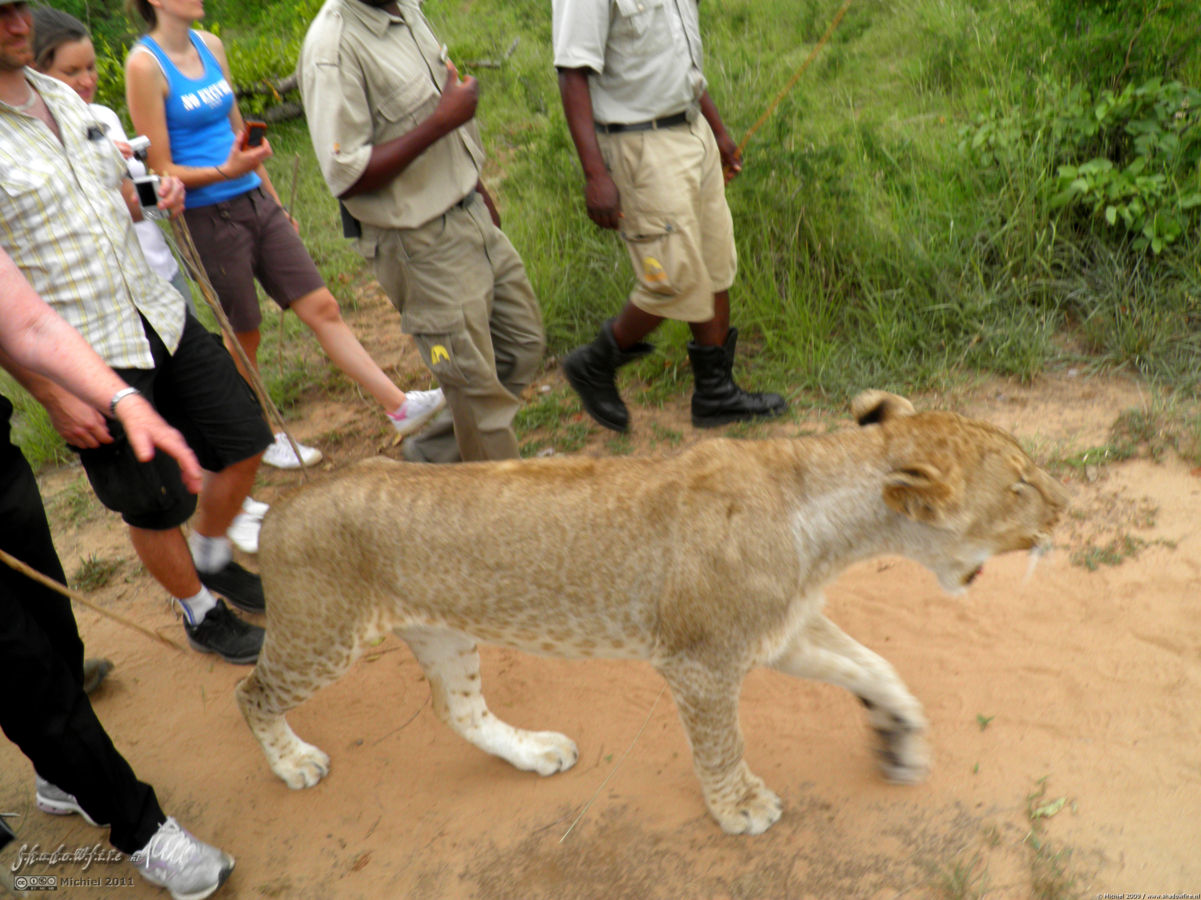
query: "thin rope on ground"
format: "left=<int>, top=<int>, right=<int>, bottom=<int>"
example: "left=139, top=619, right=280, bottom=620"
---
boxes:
left=560, top=685, right=665, bottom=843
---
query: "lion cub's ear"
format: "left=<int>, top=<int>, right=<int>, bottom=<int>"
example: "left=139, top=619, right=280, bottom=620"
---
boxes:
left=852, top=391, right=917, bottom=426
left=882, top=463, right=960, bottom=524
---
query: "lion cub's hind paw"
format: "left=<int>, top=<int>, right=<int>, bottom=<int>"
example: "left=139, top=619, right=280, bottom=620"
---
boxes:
left=273, top=741, right=332, bottom=790
left=712, top=784, right=783, bottom=835
left=509, top=730, right=579, bottom=776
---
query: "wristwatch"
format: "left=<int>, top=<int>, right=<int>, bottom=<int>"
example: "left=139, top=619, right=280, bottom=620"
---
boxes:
left=109, top=386, right=141, bottom=416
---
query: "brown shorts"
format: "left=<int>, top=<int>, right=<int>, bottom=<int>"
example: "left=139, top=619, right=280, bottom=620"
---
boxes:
left=183, top=187, right=326, bottom=333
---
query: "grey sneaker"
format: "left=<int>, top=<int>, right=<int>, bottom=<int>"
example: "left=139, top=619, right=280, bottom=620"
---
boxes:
left=82, top=657, right=114, bottom=694
left=35, top=777, right=105, bottom=826
left=130, top=817, right=234, bottom=900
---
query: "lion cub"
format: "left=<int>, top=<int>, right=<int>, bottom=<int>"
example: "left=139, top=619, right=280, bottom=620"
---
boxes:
left=237, top=391, right=1067, bottom=834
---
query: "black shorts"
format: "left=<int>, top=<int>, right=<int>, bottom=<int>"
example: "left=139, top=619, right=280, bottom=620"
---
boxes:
left=74, top=314, right=273, bottom=530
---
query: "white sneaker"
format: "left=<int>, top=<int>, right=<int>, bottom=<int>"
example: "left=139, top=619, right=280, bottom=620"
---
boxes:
left=240, top=496, right=269, bottom=519
left=130, top=817, right=234, bottom=900
left=388, top=388, right=446, bottom=437
left=261, top=432, right=322, bottom=469
left=226, top=512, right=261, bottom=554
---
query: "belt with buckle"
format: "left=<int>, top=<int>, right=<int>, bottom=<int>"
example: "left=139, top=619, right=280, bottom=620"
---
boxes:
left=595, top=111, right=689, bottom=134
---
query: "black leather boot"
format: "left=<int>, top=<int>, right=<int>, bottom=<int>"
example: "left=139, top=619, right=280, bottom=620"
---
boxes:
left=688, top=328, right=787, bottom=428
left=563, top=319, right=653, bottom=432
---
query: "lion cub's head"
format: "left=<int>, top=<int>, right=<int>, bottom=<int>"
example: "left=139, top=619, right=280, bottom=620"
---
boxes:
left=852, top=390, right=1069, bottom=594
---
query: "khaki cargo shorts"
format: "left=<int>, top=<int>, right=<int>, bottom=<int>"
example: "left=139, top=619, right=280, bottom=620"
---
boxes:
left=598, top=117, right=737, bottom=322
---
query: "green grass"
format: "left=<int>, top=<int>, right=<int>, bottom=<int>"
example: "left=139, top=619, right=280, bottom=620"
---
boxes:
left=7, top=0, right=1200, bottom=471
left=1024, top=778, right=1084, bottom=900
left=53, top=477, right=99, bottom=525
left=71, top=554, right=123, bottom=592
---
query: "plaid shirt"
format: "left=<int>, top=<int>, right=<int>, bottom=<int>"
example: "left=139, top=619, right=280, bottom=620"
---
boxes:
left=0, top=69, right=184, bottom=370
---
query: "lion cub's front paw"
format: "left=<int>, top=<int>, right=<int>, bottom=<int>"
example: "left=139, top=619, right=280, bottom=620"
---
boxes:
left=875, top=726, right=930, bottom=785
left=272, top=740, right=331, bottom=789
left=708, top=778, right=783, bottom=835
left=507, top=730, right=579, bottom=776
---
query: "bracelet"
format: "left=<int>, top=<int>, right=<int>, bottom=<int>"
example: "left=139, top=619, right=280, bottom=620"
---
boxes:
left=108, top=386, right=141, bottom=417
left=215, top=165, right=230, bottom=179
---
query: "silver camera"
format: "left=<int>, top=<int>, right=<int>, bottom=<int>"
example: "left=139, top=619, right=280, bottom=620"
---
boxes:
left=127, top=134, right=151, bottom=160
left=133, top=174, right=166, bottom=220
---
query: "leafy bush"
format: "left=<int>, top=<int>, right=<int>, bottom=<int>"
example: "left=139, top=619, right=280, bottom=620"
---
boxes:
left=962, top=78, right=1201, bottom=252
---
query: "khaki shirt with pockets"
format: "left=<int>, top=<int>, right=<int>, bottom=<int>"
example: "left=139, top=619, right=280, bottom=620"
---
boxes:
left=299, top=0, right=485, bottom=231
left=552, top=0, right=706, bottom=125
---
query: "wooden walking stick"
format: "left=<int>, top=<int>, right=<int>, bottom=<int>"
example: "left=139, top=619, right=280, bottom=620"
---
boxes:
left=737, top=0, right=854, bottom=159
left=0, top=548, right=185, bottom=652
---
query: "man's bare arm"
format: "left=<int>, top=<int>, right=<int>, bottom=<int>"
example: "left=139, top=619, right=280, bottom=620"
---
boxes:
left=557, top=67, right=621, bottom=230
left=0, top=249, right=201, bottom=491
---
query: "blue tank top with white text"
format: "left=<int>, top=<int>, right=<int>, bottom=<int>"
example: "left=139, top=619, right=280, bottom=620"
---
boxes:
left=136, top=31, right=260, bottom=208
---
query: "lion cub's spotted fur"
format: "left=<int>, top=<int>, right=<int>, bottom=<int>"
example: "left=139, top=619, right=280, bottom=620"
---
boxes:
left=237, top=391, right=1067, bottom=834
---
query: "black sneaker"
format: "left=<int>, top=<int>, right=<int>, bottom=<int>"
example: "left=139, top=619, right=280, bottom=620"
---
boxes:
left=185, top=601, right=264, bottom=665
left=197, top=560, right=265, bottom=613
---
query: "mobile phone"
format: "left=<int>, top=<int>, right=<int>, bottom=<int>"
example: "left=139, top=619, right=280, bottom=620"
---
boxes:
left=241, top=121, right=267, bottom=149
left=133, top=174, right=166, bottom=220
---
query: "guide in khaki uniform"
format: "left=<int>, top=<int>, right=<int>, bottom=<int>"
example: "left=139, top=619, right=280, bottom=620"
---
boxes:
left=299, top=0, right=544, bottom=463
left=553, top=0, right=787, bottom=432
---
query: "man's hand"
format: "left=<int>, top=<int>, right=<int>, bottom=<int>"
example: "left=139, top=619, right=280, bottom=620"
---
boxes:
left=433, top=62, right=479, bottom=131
left=114, top=395, right=203, bottom=494
left=40, top=385, right=111, bottom=449
left=585, top=171, right=622, bottom=230
left=716, top=132, right=743, bottom=184
left=700, top=91, right=743, bottom=184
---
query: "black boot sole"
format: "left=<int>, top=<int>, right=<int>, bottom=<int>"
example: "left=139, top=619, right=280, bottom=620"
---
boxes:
left=692, top=404, right=787, bottom=429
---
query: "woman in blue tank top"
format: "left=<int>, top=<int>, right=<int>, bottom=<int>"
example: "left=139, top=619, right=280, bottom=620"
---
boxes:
left=124, top=0, right=444, bottom=472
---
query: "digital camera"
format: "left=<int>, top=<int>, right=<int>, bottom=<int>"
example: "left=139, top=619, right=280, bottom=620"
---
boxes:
left=127, top=134, right=151, bottom=161
left=133, top=174, right=166, bottom=221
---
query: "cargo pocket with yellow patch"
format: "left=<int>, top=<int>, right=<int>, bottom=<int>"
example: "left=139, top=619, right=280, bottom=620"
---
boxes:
left=408, top=310, right=470, bottom=390
left=620, top=217, right=681, bottom=297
